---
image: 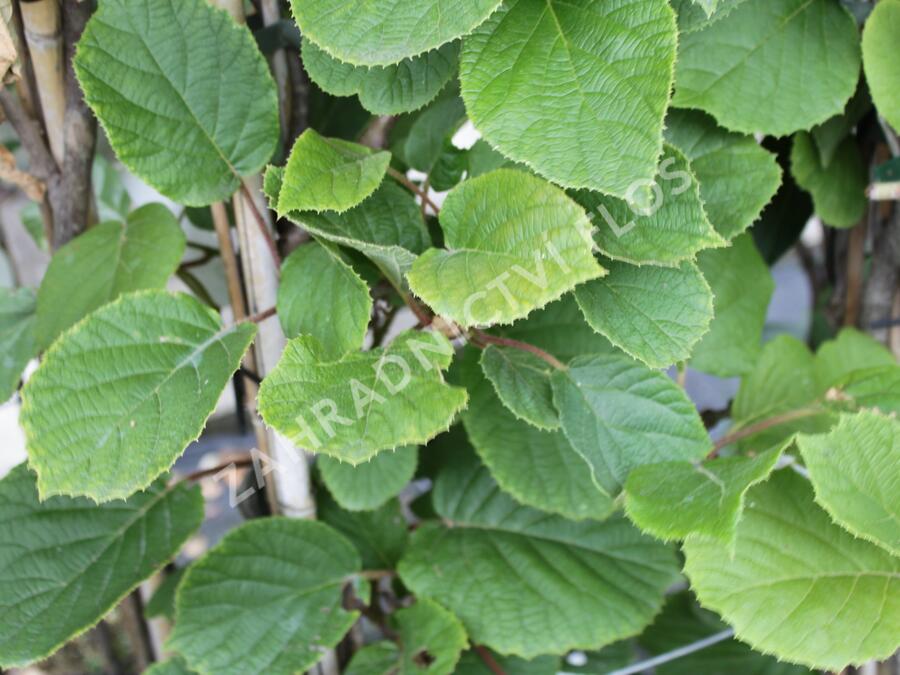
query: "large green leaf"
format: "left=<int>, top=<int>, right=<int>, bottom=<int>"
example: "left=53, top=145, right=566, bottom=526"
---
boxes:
left=480, top=346, right=559, bottom=430
left=814, top=327, right=896, bottom=390
left=0, top=287, right=37, bottom=401
left=624, top=446, right=782, bottom=545
left=684, top=470, right=900, bottom=670
left=266, top=167, right=430, bottom=290
left=277, top=242, right=372, bottom=358
left=575, top=145, right=725, bottom=266
left=835, top=366, right=900, bottom=416
left=665, top=110, right=781, bottom=240
left=551, top=353, right=711, bottom=496
left=146, top=657, right=196, bottom=675
left=798, top=411, right=900, bottom=556
left=258, top=331, right=467, bottom=464
left=791, top=132, right=866, bottom=228
left=36, top=204, right=186, bottom=349
left=277, top=129, right=390, bottom=215
left=673, top=0, right=860, bottom=136
left=407, top=170, right=603, bottom=327
left=458, top=348, right=612, bottom=521
left=398, top=447, right=679, bottom=657
left=302, top=38, right=459, bottom=115
left=0, top=464, right=202, bottom=667
left=460, top=0, right=677, bottom=197
left=291, top=0, right=502, bottom=66
left=345, top=599, right=467, bottom=675
left=863, top=0, right=900, bottom=131
left=318, top=492, right=409, bottom=570
left=575, top=260, right=713, bottom=368
left=21, top=291, right=257, bottom=501
left=318, top=445, right=418, bottom=511
left=74, top=0, right=279, bottom=205
left=169, top=518, right=360, bottom=675
left=690, top=235, right=774, bottom=377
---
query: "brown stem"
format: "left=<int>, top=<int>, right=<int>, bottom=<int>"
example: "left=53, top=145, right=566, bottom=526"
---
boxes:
left=246, top=306, right=277, bottom=324
left=474, top=646, right=507, bottom=675
left=402, top=292, right=435, bottom=327
left=712, top=408, right=823, bottom=455
left=470, top=330, right=566, bottom=371
left=239, top=180, right=282, bottom=269
left=387, top=167, right=441, bottom=215
left=183, top=457, right=254, bottom=482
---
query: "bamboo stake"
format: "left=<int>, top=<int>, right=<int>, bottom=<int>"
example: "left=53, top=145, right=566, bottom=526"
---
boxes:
left=19, top=0, right=64, bottom=165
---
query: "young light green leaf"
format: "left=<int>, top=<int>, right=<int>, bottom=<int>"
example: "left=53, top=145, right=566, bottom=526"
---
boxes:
left=575, top=260, right=713, bottom=368
left=834, top=366, right=900, bottom=416
left=277, top=129, right=390, bottom=215
left=665, top=109, right=782, bottom=240
left=318, top=491, right=409, bottom=570
left=624, top=446, right=782, bottom=545
left=480, top=346, right=559, bottom=430
left=791, top=132, right=866, bottom=228
left=302, top=38, right=459, bottom=116
left=814, top=327, right=896, bottom=391
left=673, top=0, right=861, bottom=136
left=551, top=353, right=711, bottom=496
left=0, top=287, right=37, bottom=402
left=36, top=204, right=186, bottom=349
left=168, top=518, right=360, bottom=675
left=266, top=167, right=430, bottom=290
left=346, top=599, right=467, bottom=675
left=458, top=347, right=614, bottom=521
left=0, top=464, right=203, bottom=668
left=575, top=145, right=726, bottom=266
left=258, top=331, right=467, bottom=464
left=291, top=0, right=502, bottom=66
left=684, top=470, right=900, bottom=670
left=21, top=291, right=257, bottom=501
left=398, top=447, right=679, bottom=658
left=798, top=411, right=900, bottom=556
left=407, top=169, right=604, bottom=327
left=277, top=242, right=372, bottom=358
left=460, top=0, right=677, bottom=198
left=862, top=0, right=900, bottom=131
left=318, top=445, right=418, bottom=511
left=74, top=0, right=279, bottom=205
left=690, top=234, right=774, bottom=377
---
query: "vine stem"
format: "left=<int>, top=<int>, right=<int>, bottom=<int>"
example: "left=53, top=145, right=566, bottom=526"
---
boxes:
left=711, top=407, right=823, bottom=455
left=474, top=645, right=507, bottom=675
left=470, top=330, right=566, bottom=371
left=183, top=457, right=253, bottom=482
left=387, top=167, right=442, bottom=215
left=239, top=180, right=282, bottom=269
left=246, top=306, right=277, bottom=324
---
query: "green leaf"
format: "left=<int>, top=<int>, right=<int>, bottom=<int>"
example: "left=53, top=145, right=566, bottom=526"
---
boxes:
left=690, top=235, right=774, bottom=377
left=258, top=330, right=467, bottom=464
left=74, top=0, right=279, bottom=205
left=36, top=204, right=186, bottom=349
left=0, top=464, right=203, bottom=668
left=639, top=592, right=812, bottom=675
left=673, top=0, right=861, bottom=136
left=458, top=347, right=613, bottom=521
left=146, top=657, right=197, bottom=675
left=810, top=83, right=871, bottom=168
left=665, top=109, right=782, bottom=240
left=319, top=445, right=418, bottom=511
left=862, top=0, right=900, bottom=131
left=278, top=242, right=372, bottom=358
left=21, top=291, right=257, bottom=501
left=346, top=599, right=467, bottom=675
left=277, top=129, right=390, bottom=215
left=684, top=470, right=900, bottom=670
left=798, top=411, right=900, bottom=556
left=291, top=0, right=502, bottom=66
left=459, top=0, right=677, bottom=197
left=480, top=346, right=559, bottom=430
left=835, top=366, right=900, bottom=416
left=624, top=446, right=782, bottom=545
left=398, top=447, right=679, bottom=657
left=302, top=38, right=459, bottom=115
left=791, top=132, right=866, bottom=228
left=455, top=651, right=558, bottom=675
left=0, top=287, right=37, bottom=402
left=551, top=353, right=711, bottom=496
left=575, top=260, right=713, bottom=368
left=407, top=169, right=604, bottom=327
left=575, top=145, right=726, bottom=266
left=267, top=168, right=430, bottom=290
left=169, top=518, right=360, bottom=675
left=92, top=155, right=132, bottom=222
left=318, top=492, right=409, bottom=570
left=390, top=90, right=467, bottom=172
left=671, top=0, right=749, bottom=33
left=145, top=567, right=186, bottom=621
left=814, top=327, right=896, bottom=390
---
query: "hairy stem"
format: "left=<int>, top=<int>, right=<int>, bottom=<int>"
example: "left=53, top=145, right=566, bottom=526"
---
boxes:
left=470, top=330, right=566, bottom=370
left=387, top=167, right=441, bottom=215
left=712, top=407, right=823, bottom=455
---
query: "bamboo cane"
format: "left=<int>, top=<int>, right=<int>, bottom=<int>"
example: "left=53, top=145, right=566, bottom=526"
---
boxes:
left=19, top=0, right=64, bottom=165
